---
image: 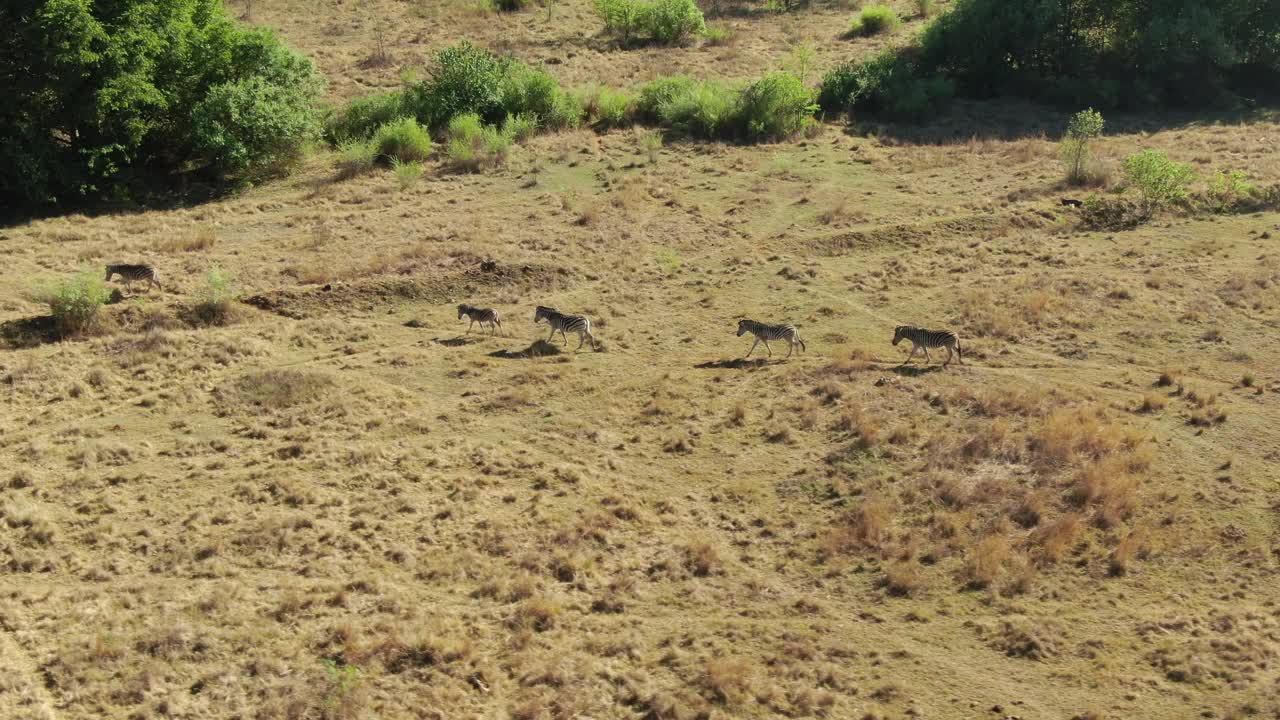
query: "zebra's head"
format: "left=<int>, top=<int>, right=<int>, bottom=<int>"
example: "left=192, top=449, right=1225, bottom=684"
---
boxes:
left=892, top=325, right=908, bottom=345
left=534, top=305, right=553, bottom=323
left=103, top=265, right=117, bottom=280
left=457, top=304, right=470, bottom=320
left=736, top=319, right=750, bottom=337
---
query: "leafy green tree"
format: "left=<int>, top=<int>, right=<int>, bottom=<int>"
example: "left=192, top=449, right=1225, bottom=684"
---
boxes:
left=1061, top=108, right=1104, bottom=185
left=0, top=0, right=323, bottom=210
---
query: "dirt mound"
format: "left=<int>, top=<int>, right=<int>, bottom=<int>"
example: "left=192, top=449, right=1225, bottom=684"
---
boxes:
left=808, top=213, right=1002, bottom=255
left=244, top=263, right=569, bottom=319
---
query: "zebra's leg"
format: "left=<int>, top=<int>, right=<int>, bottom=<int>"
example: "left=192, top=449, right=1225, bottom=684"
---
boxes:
left=745, top=337, right=760, bottom=358
left=956, top=342, right=963, bottom=365
left=547, top=327, right=557, bottom=342
left=763, top=339, right=773, bottom=357
left=900, top=345, right=918, bottom=366
left=943, top=345, right=953, bottom=368
left=798, top=337, right=806, bottom=353
left=786, top=339, right=794, bottom=358
left=923, top=346, right=933, bottom=364
left=466, top=319, right=474, bottom=334
left=575, top=331, right=585, bottom=351
left=561, top=329, right=569, bottom=345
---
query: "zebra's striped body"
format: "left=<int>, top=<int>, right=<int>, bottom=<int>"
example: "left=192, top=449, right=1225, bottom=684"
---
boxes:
left=892, top=325, right=962, bottom=367
left=737, top=319, right=805, bottom=358
left=535, top=305, right=598, bottom=351
left=458, top=304, right=501, bottom=335
left=104, top=263, right=161, bottom=292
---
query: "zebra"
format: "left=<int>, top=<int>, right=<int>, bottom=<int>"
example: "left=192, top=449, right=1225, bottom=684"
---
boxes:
left=458, top=304, right=501, bottom=335
left=534, top=305, right=598, bottom=351
left=104, top=263, right=161, bottom=293
left=737, top=319, right=806, bottom=358
left=892, top=325, right=963, bottom=367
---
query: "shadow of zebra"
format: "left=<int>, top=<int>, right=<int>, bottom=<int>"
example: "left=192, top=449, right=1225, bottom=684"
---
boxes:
left=693, top=358, right=774, bottom=370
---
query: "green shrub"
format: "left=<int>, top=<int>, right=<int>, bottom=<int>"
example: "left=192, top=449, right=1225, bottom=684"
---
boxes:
left=1123, top=150, right=1195, bottom=217
left=545, top=92, right=586, bottom=130
left=192, top=265, right=239, bottom=325
left=409, top=42, right=512, bottom=129
left=645, top=0, right=707, bottom=44
left=325, top=91, right=408, bottom=143
left=657, top=79, right=737, bottom=138
left=818, top=51, right=953, bottom=120
left=2, top=1, right=324, bottom=209
left=850, top=5, right=900, bottom=36
left=1060, top=108, right=1105, bottom=186
left=1206, top=169, right=1254, bottom=213
left=391, top=158, right=424, bottom=190
left=703, top=25, right=734, bottom=46
left=504, top=113, right=539, bottom=142
left=446, top=113, right=512, bottom=171
left=637, top=76, right=698, bottom=123
left=595, top=0, right=705, bottom=46
left=372, top=118, right=433, bottom=163
left=583, top=87, right=637, bottom=128
left=31, top=271, right=112, bottom=336
left=735, top=72, right=816, bottom=141
left=335, top=139, right=377, bottom=177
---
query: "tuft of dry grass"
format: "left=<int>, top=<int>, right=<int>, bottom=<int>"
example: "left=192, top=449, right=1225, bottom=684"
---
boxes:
left=882, top=562, right=925, bottom=597
left=822, top=497, right=893, bottom=558
left=964, top=535, right=1010, bottom=589
left=157, top=225, right=216, bottom=253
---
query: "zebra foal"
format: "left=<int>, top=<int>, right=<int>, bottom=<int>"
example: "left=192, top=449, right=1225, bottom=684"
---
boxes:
left=737, top=319, right=805, bottom=358
left=534, top=305, right=598, bottom=351
left=892, top=325, right=963, bottom=368
left=104, top=263, right=162, bottom=293
left=458, top=304, right=501, bottom=335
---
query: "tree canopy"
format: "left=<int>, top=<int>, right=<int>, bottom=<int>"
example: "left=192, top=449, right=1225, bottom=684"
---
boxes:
left=1, top=0, right=323, bottom=210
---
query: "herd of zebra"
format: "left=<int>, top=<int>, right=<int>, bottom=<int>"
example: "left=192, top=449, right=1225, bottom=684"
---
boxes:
left=458, top=302, right=965, bottom=367
left=102, top=263, right=964, bottom=367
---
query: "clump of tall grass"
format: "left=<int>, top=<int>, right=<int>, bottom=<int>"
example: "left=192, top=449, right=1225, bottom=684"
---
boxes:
left=191, top=264, right=239, bottom=325
left=850, top=5, right=899, bottom=36
left=372, top=117, right=433, bottom=163
left=446, top=113, right=512, bottom=172
left=30, top=270, right=111, bottom=336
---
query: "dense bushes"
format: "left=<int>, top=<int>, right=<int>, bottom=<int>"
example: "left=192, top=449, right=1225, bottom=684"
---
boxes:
left=1122, top=151, right=1196, bottom=218
left=917, top=0, right=1280, bottom=108
left=736, top=73, right=816, bottom=141
left=446, top=114, right=513, bottom=172
left=1, top=0, right=323, bottom=210
left=325, top=42, right=580, bottom=144
left=595, top=0, right=706, bottom=46
left=634, top=74, right=816, bottom=140
left=818, top=51, right=953, bottom=120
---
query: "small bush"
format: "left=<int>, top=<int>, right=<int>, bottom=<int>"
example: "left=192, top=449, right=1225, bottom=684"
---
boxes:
left=192, top=74, right=323, bottom=178
left=637, top=128, right=663, bottom=163
left=373, top=118, right=433, bottom=163
left=503, top=113, right=539, bottom=141
left=411, top=41, right=512, bottom=129
left=446, top=113, right=512, bottom=172
left=1061, top=108, right=1104, bottom=186
left=735, top=72, right=816, bottom=141
left=391, top=158, right=423, bottom=190
left=637, top=75, right=698, bottom=123
left=1123, top=150, right=1195, bottom=217
left=1206, top=169, right=1254, bottom=213
left=656, top=79, right=737, bottom=138
left=192, top=265, right=239, bottom=325
left=850, top=5, right=900, bottom=36
left=703, top=25, right=734, bottom=46
left=324, top=91, right=408, bottom=142
left=335, top=139, right=377, bottom=177
left=582, top=87, right=637, bottom=128
left=31, top=271, right=111, bottom=335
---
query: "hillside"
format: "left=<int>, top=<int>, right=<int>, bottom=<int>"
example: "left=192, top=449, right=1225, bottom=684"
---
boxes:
left=1, top=1, right=1278, bottom=719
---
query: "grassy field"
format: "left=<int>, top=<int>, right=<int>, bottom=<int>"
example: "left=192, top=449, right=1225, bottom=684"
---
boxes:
left=2, top=1, right=1280, bottom=719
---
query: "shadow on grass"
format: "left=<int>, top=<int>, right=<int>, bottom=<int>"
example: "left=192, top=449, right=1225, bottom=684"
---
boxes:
left=891, top=364, right=947, bottom=377
left=434, top=336, right=483, bottom=347
left=489, top=340, right=563, bottom=359
left=0, top=316, right=62, bottom=349
left=694, top=358, right=778, bottom=370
